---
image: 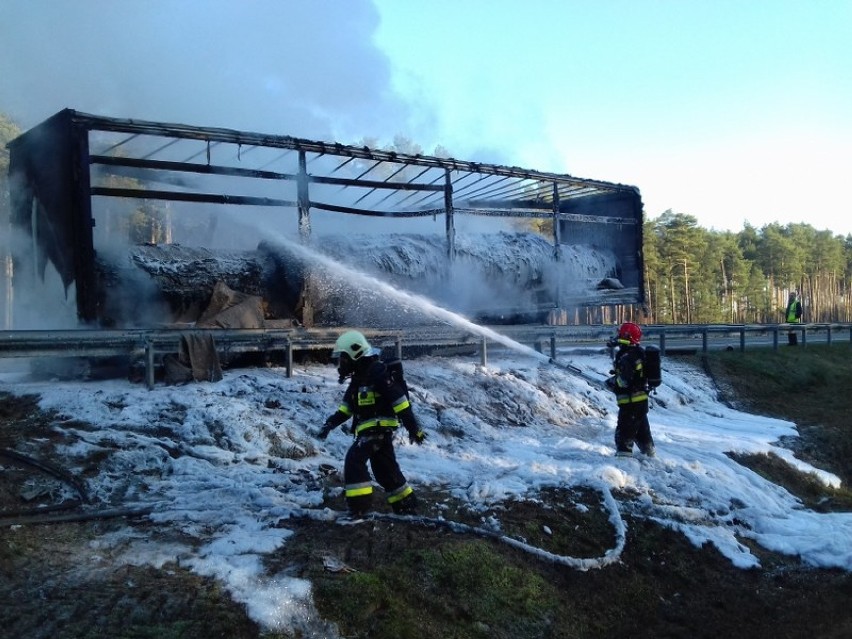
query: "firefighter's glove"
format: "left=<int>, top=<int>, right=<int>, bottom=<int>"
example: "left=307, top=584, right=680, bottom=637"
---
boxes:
left=316, top=421, right=335, bottom=440
left=409, top=430, right=427, bottom=445
left=605, top=376, right=617, bottom=392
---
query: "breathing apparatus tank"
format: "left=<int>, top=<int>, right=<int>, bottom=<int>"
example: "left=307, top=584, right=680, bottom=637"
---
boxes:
left=644, top=344, right=662, bottom=390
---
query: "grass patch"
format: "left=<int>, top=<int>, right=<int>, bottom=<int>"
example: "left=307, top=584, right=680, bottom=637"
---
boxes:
left=315, top=541, right=561, bottom=639
left=701, top=344, right=852, bottom=489
left=729, top=451, right=852, bottom=511
left=418, top=541, right=558, bottom=636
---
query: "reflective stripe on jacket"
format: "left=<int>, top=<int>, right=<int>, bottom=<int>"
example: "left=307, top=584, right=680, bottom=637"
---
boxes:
left=329, top=359, right=417, bottom=436
left=615, top=389, right=649, bottom=405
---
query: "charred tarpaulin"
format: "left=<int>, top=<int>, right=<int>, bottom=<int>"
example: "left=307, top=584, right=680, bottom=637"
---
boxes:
left=5, top=108, right=645, bottom=327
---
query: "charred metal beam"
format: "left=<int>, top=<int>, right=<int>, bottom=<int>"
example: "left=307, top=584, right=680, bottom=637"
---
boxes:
left=297, top=150, right=310, bottom=238
left=445, top=169, right=455, bottom=260
left=454, top=207, right=551, bottom=218
left=309, top=174, right=442, bottom=191
left=467, top=198, right=552, bottom=211
left=310, top=201, right=443, bottom=218
left=66, top=110, right=635, bottom=195
left=552, top=183, right=561, bottom=261
left=91, top=155, right=297, bottom=181
left=90, top=186, right=297, bottom=208
left=557, top=212, right=638, bottom=225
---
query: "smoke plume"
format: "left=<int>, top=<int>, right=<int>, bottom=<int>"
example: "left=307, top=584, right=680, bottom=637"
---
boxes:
left=0, top=1, right=416, bottom=144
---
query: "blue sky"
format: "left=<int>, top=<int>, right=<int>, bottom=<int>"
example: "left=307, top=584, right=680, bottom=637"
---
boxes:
left=2, top=1, right=850, bottom=235
left=373, top=0, right=852, bottom=235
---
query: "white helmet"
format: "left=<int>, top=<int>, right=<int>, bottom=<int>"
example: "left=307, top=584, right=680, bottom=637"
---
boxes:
left=332, top=330, right=373, bottom=362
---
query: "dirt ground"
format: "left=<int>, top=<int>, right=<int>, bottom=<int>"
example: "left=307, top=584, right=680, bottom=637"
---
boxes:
left=0, top=393, right=262, bottom=638
left=2, top=389, right=852, bottom=638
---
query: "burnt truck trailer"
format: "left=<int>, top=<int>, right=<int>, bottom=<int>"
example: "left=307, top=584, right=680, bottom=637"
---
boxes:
left=5, top=109, right=644, bottom=329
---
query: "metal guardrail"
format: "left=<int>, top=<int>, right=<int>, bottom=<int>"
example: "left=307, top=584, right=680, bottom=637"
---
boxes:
left=0, top=327, right=359, bottom=389
left=1, top=323, right=851, bottom=389
left=640, top=322, right=852, bottom=354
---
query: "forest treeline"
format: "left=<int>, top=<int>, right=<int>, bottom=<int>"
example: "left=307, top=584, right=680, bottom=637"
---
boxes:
left=640, top=210, right=852, bottom=324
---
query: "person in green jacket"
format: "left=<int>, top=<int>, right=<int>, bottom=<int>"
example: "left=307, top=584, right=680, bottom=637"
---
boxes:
left=785, top=291, right=803, bottom=346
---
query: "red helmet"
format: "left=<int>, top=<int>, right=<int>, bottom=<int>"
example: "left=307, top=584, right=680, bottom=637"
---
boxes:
left=617, top=322, right=642, bottom=345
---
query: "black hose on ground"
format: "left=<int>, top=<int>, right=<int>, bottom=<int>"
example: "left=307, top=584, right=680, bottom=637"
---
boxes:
left=289, top=482, right=627, bottom=572
left=0, top=506, right=154, bottom=527
left=0, top=447, right=89, bottom=503
left=0, top=499, right=83, bottom=519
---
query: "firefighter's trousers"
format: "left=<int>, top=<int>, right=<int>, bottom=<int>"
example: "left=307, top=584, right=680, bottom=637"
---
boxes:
left=615, top=400, right=654, bottom=455
left=343, top=430, right=416, bottom=515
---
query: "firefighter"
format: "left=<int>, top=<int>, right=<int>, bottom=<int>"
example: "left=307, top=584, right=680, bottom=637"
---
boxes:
left=316, top=330, right=426, bottom=516
left=785, top=291, right=803, bottom=346
left=606, top=322, right=656, bottom=457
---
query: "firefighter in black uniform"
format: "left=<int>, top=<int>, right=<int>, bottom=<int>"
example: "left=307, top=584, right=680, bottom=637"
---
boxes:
left=607, top=322, right=656, bottom=458
left=317, top=330, right=425, bottom=515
